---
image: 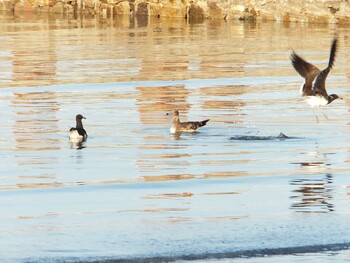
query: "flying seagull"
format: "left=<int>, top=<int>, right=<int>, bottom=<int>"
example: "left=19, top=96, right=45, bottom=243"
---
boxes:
left=291, top=38, right=342, bottom=121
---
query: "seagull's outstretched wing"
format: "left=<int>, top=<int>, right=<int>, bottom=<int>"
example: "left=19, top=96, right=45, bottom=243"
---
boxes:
left=313, top=38, right=337, bottom=98
left=291, top=52, right=320, bottom=96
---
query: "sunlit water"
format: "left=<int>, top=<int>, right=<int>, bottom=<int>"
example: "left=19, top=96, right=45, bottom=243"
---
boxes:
left=1, top=12, right=350, bottom=262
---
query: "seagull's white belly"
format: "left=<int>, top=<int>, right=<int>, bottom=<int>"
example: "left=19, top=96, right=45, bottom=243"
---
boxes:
left=305, top=96, right=328, bottom=107
left=69, top=130, right=84, bottom=142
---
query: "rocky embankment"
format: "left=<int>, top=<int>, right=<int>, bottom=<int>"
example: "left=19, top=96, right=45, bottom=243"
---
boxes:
left=1, top=0, right=350, bottom=23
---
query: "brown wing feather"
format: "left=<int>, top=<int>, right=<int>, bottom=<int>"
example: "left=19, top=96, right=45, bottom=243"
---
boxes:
left=291, top=52, right=320, bottom=79
left=179, top=119, right=209, bottom=132
left=291, top=52, right=320, bottom=96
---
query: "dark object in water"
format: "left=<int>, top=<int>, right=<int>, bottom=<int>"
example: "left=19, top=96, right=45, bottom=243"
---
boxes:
left=277, top=132, right=289, bottom=139
left=229, top=132, right=295, bottom=141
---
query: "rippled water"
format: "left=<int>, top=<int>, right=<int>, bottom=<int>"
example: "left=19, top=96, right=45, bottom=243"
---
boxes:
left=1, top=12, right=350, bottom=262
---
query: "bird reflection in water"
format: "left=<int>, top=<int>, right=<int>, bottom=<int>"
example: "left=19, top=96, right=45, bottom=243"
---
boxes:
left=69, top=141, right=86, bottom=150
left=290, top=169, right=334, bottom=213
left=170, top=130, right=207, bottom=141
left=171, top=132, right=182, bottom=140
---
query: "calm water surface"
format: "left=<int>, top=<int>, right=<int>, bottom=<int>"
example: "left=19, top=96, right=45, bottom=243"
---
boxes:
left=1, top=13, right=350, bottom=262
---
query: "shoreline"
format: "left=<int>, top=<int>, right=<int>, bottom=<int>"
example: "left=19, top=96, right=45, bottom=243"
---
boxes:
left=21, top=243, right=350, bottom=262
left=1, top=0, right=350, bottom=24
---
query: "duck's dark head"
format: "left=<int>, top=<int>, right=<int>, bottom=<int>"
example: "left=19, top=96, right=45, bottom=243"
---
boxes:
left=328, top=94, right=343, bottom=104
left=76, top=114, right=86, bottom=121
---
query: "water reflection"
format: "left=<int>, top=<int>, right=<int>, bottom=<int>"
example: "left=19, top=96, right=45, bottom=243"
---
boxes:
left=69, top=141, right=87, bottom=150
left=141, top=170, right=249, bottom=182
left=11, top=30, right=58, bottom=87
left=136, top=85, right=190, bottom=124
left=135, top=14, right=148, bottom=28
left=200, top=85, right=246, bottom=124
left=290, top=145, right=335, bottom=213
left=137, top=152, right=191, bottom=173
left=1, top=13, right=350, bottom=262
left=12, top=91, right=60, bottom=152
left=290, top=173, right=334, bottom=213
left=0, top=12, right=303, bottom=88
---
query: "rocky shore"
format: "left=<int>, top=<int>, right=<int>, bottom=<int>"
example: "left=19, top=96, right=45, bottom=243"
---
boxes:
left=1, top=0, right=350, bottom=23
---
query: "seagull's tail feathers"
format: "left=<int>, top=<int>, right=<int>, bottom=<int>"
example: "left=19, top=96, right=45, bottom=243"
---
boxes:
left=199, top=119, right=210, bottom=127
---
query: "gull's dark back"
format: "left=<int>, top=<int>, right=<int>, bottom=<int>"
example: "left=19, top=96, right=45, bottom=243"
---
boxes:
left=70, top=127, right=87, bottom=137
left=179, top=119, right=210, bottom=131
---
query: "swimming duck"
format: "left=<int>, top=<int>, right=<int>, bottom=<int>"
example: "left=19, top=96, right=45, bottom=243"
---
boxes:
left=291, top=38, right=342, bottom=107
left=69, top=114, right=87, bottom=142
left=168, top=110, right=209, bottom=134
